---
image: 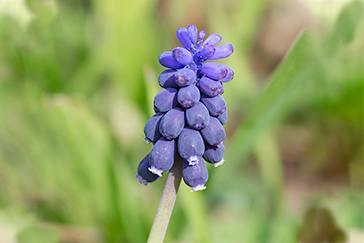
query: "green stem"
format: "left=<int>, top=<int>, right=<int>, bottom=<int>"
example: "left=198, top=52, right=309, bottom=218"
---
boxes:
left=147, top=155, right=183, bottom=243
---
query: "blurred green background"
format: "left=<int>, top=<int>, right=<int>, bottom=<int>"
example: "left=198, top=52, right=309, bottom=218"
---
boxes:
left=0, top=0, right=363, bottom=242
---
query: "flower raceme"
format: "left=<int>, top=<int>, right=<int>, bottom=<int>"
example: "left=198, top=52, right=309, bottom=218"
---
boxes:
left=136, top=25, right=234, bottom=192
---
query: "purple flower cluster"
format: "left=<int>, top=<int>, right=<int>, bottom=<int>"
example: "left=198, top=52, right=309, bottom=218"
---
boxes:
left=136, top=25, right=234, bottom=192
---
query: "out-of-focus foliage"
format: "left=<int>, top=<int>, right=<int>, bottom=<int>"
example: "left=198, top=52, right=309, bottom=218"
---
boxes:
left=0, top=0, right=362, bottom=242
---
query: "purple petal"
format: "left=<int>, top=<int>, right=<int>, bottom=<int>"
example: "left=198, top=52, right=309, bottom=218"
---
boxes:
left=176, top=27, right=194, bottom=51
left=198, top=30, right=206, bottom=40
left=172, top=47, right=193, bottom=65
left=182, top=157, right=208, bottom=192
left=199, top=45, right=215, bottom=60
left=209, top=43, right=234, bottom=60
left=187, top=25, right=198, bottom=44
left=201, top=62, right=229, bottom=80
left=136, top=153, right=160, bottom=185
left=159, top=51, right=184, bottom=69
left=203, top=34, right=222, bottom=46
left=218, top=65, right=234, bottom=83
left=175, top=68, right=196, bottom=87
left=158, top=69, right=179, bottom=88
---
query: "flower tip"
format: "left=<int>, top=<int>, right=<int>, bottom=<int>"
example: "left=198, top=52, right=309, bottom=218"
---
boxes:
left=144, top=137, right=151, bottom=144
left=148, top=166, right=163, bottom=177
left=187, top=155, right=199, bottom=165
left=190, top=184, right=207, bottom=192
left=213, top=159, right=225, bottom=167
left=135, top=174, right=148, bottom=186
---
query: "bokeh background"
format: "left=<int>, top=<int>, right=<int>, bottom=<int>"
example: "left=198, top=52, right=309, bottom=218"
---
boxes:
left=0, top=0, right=363, bottom=242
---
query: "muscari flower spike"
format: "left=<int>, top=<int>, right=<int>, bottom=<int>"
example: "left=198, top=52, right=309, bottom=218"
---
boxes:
left=136, top=24, right=234, bottom=192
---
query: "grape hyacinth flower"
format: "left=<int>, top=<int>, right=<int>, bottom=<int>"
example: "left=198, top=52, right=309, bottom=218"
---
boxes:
left=136, top=24, right=234, bottom=193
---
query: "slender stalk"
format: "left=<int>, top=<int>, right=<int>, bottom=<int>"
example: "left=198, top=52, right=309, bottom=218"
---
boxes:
left=147, top=155, right=183, bottom=243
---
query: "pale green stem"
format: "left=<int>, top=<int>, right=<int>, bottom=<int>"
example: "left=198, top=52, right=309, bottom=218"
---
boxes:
left=147, top=155, right=183, bottom=243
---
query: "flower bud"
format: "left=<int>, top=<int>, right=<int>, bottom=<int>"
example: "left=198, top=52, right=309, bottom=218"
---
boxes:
left=149, top=137, right=176, bottom=176
left=203, top=143, right=225, bottom=167
left=201, top=62, right=229, bottom=80
left=154, top=88, right=178, bottom=113
left=136, top=153, right=160, bottom=185
left=159, top=51, right=185, bottom=69
left=218, top=65, right=234, bottom=83
left=176, top=27, right=194, bottom=51
left=200, top=94, right=226, bottom=117
left=177, top=127, right=205, bottom=165
left=177, top=84, right=200, bottom=108
left=172, top=47, right=193, bottom=65
left=186, top=102, right=210, bottom=130
left=217, top=108, right=228, bottom=125
left=175, top=68, right=196, bottom=87
left=198, top=76, right=223, bottom=97
left=182, top=157, right=208, bottom=192
left=209, top=43, right=234, bottom=60
left=187, top=25, right=198, bottom=44
left=200, top=117, right=226, bottom=146
left=159, top=108, right=185, bottom=140
left=144, top=113, right=164, bottom=143
left=203, top=34, right=222, bottom=46
left=158, top=69, right=179, bottom=88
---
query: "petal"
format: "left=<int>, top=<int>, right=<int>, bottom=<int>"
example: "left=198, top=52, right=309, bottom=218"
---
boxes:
left=201, top=62, right=229, bottom=80
left=187, top=25, right=198, bottom=44
left=203, top=33, right=222, bottom=46
left=153, top=88, right=178, bottom=113
left=158, top=69, right=179, bottom=88
left=159, top=108, right=185, bottom=140
left=144, top=113, right=164, bottom=143
left=176, top=27, right=194, bottom=51
left=182, top=157, right=208, bottom=192
left=218, top=65, right=234, bottom=83
left=172, top=47, right=193, bottom=65
left=174, top=68, right=196, bottom=87
left=136, top=153, right=160, bottom=185
left=177, top=85, right=200, bottom=108
left=200, top=117, right=226, bottom=146
left=177, top=127, right=205, bottom=163
left=149, top=138, right=176, bottom=176
left=159, top=51, right=184, bottom=69
left=209, top=43, right=234, bottom=60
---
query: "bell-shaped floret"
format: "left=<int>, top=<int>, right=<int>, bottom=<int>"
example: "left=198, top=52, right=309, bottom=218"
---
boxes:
left=144, top=113, right=164, bottom=143
left=186, top=102, right=210, bottom=130
left=199, top=30, right=206, bottom=40
left=187, top=25, right=198, bottom=44
left=199, top=45, right=215, bottom=60
left=159, top=108, right=185, bottom=140
left=218, top=65, right=234, bottom=83
left=159, top=51, right=185, bottom=69
left=209, top=43, right=234, bottom=60
left=178, top=127, right=205, bottom=165
left=149, top=137, right=176, bottom=176
left=158, top=69, right=179, bottom=88
left=182, top=157, right=208, bottom=192
left=172, top=47, right=193, bottom=65
left=177, top=85, right=200, bottom=108
left=198, top=76, right=223, bottom=97
left=200, top=94, right=226, bottom=117
left=203, top=143, right=225, bottom=167
left=200, top=62, right=230, bottom=81
left=217, top=108, right=228, bottom=125
left=175, top=68, right=196, bottom=87
left=200, top=117, right=226, bottom=146
left=176, top=27, right=194, bottom=51
left=154, top=88, right=178, bottom=113
left=203, top=33, right=222, bottom=46
left=136, top=153, right=160, bottom=185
